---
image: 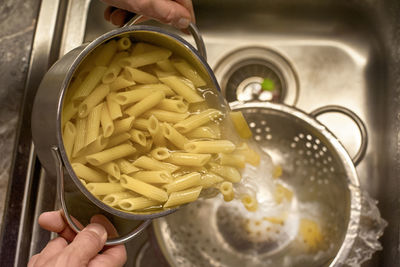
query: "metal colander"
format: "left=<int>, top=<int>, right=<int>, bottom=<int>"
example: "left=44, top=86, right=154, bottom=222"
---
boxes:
left=152, top=101, right=369, bottom=267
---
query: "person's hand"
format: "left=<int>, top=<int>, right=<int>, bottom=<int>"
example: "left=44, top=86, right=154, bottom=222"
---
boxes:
left=101, top=0, right=195, bottom=29
left=28, top=211, right=127, bottom=267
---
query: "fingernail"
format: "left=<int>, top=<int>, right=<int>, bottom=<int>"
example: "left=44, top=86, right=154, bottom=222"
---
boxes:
left=86, top=223, right=107, bottom=243
left=177, top=18, right=190, bottom=29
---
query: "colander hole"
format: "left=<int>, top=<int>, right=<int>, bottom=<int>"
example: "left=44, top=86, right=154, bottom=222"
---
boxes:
left=319, top=151, right=324, bottom=156
left=306, top=134, right=312, bottom=140
left=298, top=150, right=304, bottom=155
left=256, top=128, right=262, bottom=133
left=315, top=153, right=320, bottom=159
left=327, top=156, right=332, bottom=162
left=324, top=179, right=329, bottom=184
left=318, top=180, right=323, bottom=185
left=294, top=136, right=299, bottom=142
left=306, top=151, right=312, bottom=156
left=299, top=133, right=304, bottom=139
left=315, top=139, right=321, bottom=144
left=322, top=146, right=328, bottom=152
left=313, top=144, right=318, bottom=150
left=316, top=162, right=321, bottom=167
left=266, top=134, right=272, bottom=140
left=330, top=167, right=335, bottom=172
left=255, top=135, right=261, bottom=141
left=306, top=142, right=312, bottom=148
left=323, top=160, right=328, bottom=164
left=265, top=127, right=270, bottom=132
left=249, top=122, right=256, bottom=128
left=310, top=176, right=315, bottom=181
left=261, top=120, right=267, bottom=125
left=323, top=167, right=328, bottom=173
left=310, top=158, right=315, bottom=164
left=291, top=143, right=296, bottom=148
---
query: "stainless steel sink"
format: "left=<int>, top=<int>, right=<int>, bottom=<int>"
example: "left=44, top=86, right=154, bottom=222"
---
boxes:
left=1, top=0, right=399, bottom=266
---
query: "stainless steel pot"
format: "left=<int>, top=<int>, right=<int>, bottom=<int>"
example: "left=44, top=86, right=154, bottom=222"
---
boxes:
left=31, top=23, right=220, bottom=245
left=152, top=101, right=372, bottom=267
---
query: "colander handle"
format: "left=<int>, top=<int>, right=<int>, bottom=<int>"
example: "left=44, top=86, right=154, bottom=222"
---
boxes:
left=310, top=105, right=368, bottom=166
left=50, top=146, right=152, bottom=246
left=124, top=14, right=207, bottom=60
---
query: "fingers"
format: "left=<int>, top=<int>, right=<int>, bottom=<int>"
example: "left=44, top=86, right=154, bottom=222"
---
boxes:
left=38, top=210, right=82, bottom=242
left=174, top=0, right=195, bottom=23
left=31, top=237, right=68, bottom=267
left=90, top=214, right=118, bottom=238
left=110, top=8, right=131, bottom=27
left=61, top=223, right=108, bottom=266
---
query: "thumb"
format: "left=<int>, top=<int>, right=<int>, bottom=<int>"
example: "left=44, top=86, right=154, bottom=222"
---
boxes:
left=63, top=223, right=107, bottom=265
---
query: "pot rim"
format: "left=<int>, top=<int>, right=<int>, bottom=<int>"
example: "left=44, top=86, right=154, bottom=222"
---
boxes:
left=55, top=25, right=221, bottom=221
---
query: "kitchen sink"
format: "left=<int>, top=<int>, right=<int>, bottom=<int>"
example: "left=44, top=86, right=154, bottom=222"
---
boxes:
left=1, top=0, right=399, bottom=266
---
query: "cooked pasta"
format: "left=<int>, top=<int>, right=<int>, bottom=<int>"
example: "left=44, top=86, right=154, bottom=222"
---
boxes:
left=62, top=37, right=261, bottom=214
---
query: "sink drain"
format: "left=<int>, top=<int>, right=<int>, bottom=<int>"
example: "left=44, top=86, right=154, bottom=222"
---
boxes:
left=214, top=47, right=299, bottom=105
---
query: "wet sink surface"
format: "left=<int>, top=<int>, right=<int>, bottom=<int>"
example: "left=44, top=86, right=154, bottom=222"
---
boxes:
left=83, top=0, right=397, bottom=266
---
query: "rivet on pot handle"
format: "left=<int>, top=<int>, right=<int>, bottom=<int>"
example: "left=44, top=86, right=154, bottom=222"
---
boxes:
left=124, top=14, right=207, bottom=60
left=50, top=146, right=152, bottom=246
left=310, top=105, right=368, bottom=166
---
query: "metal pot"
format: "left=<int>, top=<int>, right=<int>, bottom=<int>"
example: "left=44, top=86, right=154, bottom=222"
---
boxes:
left=152, top=101, right=369, bottom=266
left=31, top=23, right=219, bottom=245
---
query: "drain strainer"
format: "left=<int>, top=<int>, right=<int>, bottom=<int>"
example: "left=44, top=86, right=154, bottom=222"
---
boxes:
left=214, top=47, right=299, bottom=105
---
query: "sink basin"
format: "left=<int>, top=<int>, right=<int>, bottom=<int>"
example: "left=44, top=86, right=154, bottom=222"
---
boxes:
left=2, top=0, right=398, bottom=266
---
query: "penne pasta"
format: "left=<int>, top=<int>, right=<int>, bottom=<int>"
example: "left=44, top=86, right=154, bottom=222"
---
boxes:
left=72, top=163, right=107, bottom=182
left=230, top=111, right=252, bottom=139
left=131, top=83, right=175, bottom=96
left=120, top=174, right=168, bottom=202
left=86, top=182, right=124, bottom=196
left=159, top=76, right=204, bottom=103
left=102, top=51, right=129, bottom=84
left=106, top=132, right=131, bottom=148
left=74, top=134, right=108, bottom=158
left=72, top=66, right=107, bottom=103
left=95, top=39, right=117, bottom=66
left=184, top=140, right=236, bottom=154
left=164, top=172, right=201, bottom=193
left=63, top=121, right=76, bottom=159
left=200, top=173, right=224, bottom=188
left=219, top=182, right=234, bottom=202
left=131, top=170, right=172, bottom=184
left=106, top=93, right=123, bottom=120
left=129, top=129, right=147, bottom=146
left=86, top=144, right=136, bottom=166
left=218, top=153, right=246, bottom=169
left=131, top=42, right=159, bottom=56
left=85, top=103, right=103, bottom=146
left=174, top=109, right=222, bottom=133
left=156, top=59, right=176, bottom=72
left=164, top=186, right=202, bottom=208
left=235, top=143, right=261, bottom=166
left=133, top=156, right=179, bottom=173
left=78, top=84, right=110, bottom=118
left=241, top=194, right=258, bottom=212
left=118, top=197, right=161, bottom=211
left=113, top=88, right=153, bottom=105
left=144, top=109, right=189, bottom=124
left=103, top=191, right=136, bottom=206
left=125, top=90, right=165, bottom=118
left=161, top=123, right=188, bottom=149
left=116, top=158, right=140, bottom=174
left=117, top=37, right=132, bottom=51
left=172, top=59, right=207, bottom=87
left=156, top=98, right=188, bottom=113
left=209, top=163, right=241, bottom=183
left=185, top=126, right=220, bottom=139
left=120, top=47, right=172, bottom=68
left=122, top=67, right=159, bottom=84
left=113, top=116, right=135, bottom=135
left=100, top=104, right=114, bottom=138
left=132, top=118, right=149, bottom=131
left=150, top=147, right=170, bottom=160
left=147, top=115, right=166, bottom=146
left=97, top=161, right=120, bottom=178
left=166, top=152, right=211, bottom=167
left=62, top=101, right=78, bottom=127
left=110, top=76, right=136, bottom=91
left=72, top=117, right=87, bottom=157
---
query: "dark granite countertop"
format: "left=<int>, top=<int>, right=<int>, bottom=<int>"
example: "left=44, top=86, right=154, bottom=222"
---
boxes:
left=0, top=0, right=40, bottom=228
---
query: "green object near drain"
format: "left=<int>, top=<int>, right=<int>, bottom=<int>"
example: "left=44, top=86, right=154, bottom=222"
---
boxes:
left=261, top=78, right=275, bottom=91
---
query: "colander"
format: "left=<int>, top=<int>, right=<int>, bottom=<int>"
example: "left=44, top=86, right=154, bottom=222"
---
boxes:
left=151, top=101, right=371, bottom=267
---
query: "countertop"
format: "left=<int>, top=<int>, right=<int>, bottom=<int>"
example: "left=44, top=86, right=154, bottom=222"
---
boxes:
left=0, top=0, right=40, bottom=229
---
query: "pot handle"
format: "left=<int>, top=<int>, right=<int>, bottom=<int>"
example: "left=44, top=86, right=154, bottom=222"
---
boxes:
left=124, top=14, right=207, bottom=60
left=51, top=146, right=152, bottom=245
left=310, top=105, right=368, bottom=166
